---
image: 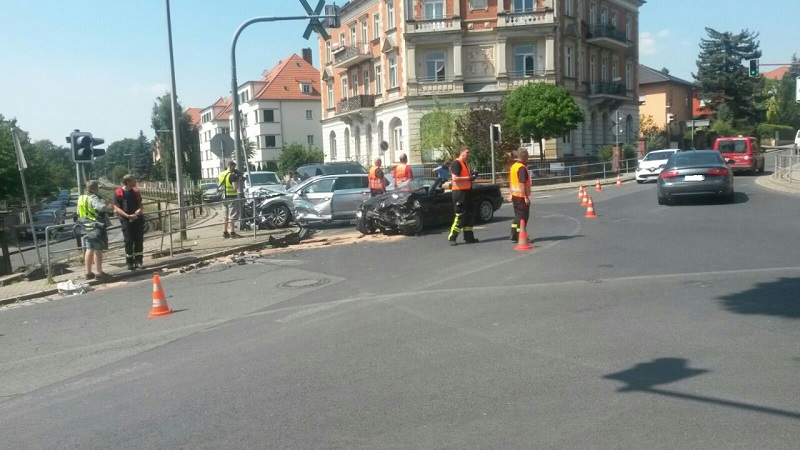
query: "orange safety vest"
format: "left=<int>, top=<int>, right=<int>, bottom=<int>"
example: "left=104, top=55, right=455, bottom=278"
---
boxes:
left=368, top=166, right=384, bottom=190
left=509, top=161, right=530, bottom=198
left=451, top=158, right=472, bottom=191
left=393, top=164, right=411, bottom=187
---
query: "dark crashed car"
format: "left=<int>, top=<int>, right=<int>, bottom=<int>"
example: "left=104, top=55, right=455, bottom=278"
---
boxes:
left=656, top=150, right=735, bottom=205
left=356, top=177, right=503, bottom=236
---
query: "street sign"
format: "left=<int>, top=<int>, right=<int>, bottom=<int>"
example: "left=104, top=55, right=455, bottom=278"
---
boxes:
left=685, top=119, right=710, bottom=127
left=300, top=0, right=330, bottom=40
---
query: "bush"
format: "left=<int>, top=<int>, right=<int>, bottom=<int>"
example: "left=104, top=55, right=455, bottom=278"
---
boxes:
left=597, top=145, right=614, bottom=161
left=757, top=123, right=795, bottom=140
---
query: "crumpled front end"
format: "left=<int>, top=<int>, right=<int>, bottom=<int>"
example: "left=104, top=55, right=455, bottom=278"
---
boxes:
left=294, top=198, right=332, bottom=222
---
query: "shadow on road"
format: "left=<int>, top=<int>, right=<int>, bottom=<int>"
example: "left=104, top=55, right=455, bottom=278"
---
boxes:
left=604, top=357, right=800, bottom=420
left=718, top=276, right=800, bottom=319
left=666, top=191, right=749, bottom=206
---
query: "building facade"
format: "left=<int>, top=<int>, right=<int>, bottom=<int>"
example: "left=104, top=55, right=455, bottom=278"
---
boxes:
left=319, top=0, right=645, bottom=165
left=198, top=52, right=322, bottom=179
left=638, top=64, right=696, bottom=147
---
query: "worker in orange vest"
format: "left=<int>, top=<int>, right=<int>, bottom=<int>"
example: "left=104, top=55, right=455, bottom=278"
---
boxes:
left=368, top=158, right=387, bottom=197
left=508, top=148, right=531, bottom=243
left=392, top=153, right=413, bottom=187
left=447, top=146, right=479, bottom=246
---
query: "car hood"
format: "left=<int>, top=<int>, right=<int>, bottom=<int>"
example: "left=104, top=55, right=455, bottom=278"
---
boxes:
left=361, top=190, right=414, bottom=209
left=638, top=159, right=668, bottom=170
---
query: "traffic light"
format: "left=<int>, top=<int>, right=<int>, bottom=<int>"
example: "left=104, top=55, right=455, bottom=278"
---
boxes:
left=491, top=124, right=502, bottom=143
left=69, top=131, right=105, bottom=163
left=748, top=59, right=759, bottom=77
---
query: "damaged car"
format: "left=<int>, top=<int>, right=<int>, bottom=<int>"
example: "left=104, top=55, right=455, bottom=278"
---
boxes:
left=356, top=177, right=503, bottom=236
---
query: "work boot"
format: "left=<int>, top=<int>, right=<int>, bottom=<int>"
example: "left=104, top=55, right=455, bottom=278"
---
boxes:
left=510, top=228, right=519, bottom=243
left=223, top=231, right=230, bottom=239
left=127, top=264, right=135, bottom=271
left=464, top=231, right=479, bottom=244
left=449, top=240, right=458, bottom=246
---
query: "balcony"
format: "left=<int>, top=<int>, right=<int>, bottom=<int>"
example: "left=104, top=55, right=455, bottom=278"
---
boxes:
left=497, top=7, right=555, bottom=30
left=335, top=95, right=375, bottom=123
left=585, top=23, right=631, bottom=51
left=585, top=81, right=627, bottom=109
left=504, top=69, right=556, bottom=89
left=407, top=77, right=462, bottom=96
left=405, top=15, right=462, bottom=39
left=332, top=42, right=373, bottom=69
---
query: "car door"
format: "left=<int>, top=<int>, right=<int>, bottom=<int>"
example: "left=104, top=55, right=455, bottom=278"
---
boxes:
left=330, top=175, right=369, bottom=219
left=293, top=177, right=335, bottom=220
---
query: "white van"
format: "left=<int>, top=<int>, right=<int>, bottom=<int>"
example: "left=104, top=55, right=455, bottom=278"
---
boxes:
left=795, top=129, right=800, bottom=149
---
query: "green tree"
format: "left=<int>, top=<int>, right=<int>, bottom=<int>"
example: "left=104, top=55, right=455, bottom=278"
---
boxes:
left=765, top=55, right=800, bottom=130
left=278, top=143, right=323, bottom=176
left=454, top=100, right=517, bottom=171
left=150, top=93, right=200, bottom=181
left=693, top=28, right=764, bottom=126
left=98, top=138, right=136, bottom=177
left=503, top=82, right=584, bottom=161
left=419, top=101, right=462, bottom=161
left=131, top=131, right=153, bottom=178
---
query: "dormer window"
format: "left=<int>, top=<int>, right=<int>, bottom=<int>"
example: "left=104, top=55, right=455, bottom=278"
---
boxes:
left=300, top=82, right=312, bottom=94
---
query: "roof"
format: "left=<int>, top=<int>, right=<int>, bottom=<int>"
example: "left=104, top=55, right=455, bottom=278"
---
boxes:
left=252, top=54, right=321, bottom=101
left=639, top=64, right=694, bottom=87
left=763, top=66, right=789, bottom=80
left=185, top=108, right=202, bottom=128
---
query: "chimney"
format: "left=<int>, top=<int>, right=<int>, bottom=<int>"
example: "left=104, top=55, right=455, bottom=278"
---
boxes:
left=301, top=48, right=313, bottom=66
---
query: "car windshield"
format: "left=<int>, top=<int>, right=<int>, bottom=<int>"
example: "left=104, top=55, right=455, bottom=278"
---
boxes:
left=320, top=164, right=366, bottom=175
left=718, top=140, right=747, bottom=153
left=668, top=152, right=723, bottom=167
left=248, top=173, right=280, bottom=185
left=396, top=178, right=437, bottom=191
left=643, top=152, right=674, bottom=161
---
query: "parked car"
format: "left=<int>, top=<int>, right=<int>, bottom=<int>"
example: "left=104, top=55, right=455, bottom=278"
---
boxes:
left=57, top=189, right=72, bottom=206
left=20, top=210, right=60, bottom=239
left=41, top=206, right=66, bottom=224
left=200, top=182, right=221, bottom=202
left=713, top=136, right=765, bottom=174
left=252, top=173, right=384, bottom=228
left=243, top=171, right=282, bottom=196
left=656, top=150, right=735, bottom=205
left=356, top=178, right=503, bottom=236
left=296, top=162, right=366, bottom=180
left=635, top=149, right=679, bottom=183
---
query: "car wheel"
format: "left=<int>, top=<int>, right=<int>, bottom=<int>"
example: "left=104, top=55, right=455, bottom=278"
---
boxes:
left=267, top=204, right=292, bottom=228
left=401, top=211, right=424, bottom=236
left=477, top=199, right=494, bottom=223
left=356, top=215, right=376, bottom=235
left=758, top=162, right=765, bottom=173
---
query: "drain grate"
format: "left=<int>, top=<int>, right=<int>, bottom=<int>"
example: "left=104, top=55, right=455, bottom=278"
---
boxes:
left=278, top=278, right=330, bottom=289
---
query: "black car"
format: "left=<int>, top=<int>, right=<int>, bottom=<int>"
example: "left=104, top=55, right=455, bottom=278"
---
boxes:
left=656, top=150, right=735, bottom=205
left=356, top=178, right=503, bottom=236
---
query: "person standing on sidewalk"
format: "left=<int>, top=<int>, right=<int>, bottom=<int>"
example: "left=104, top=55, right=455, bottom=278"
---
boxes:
left=218, top=161, right=241, bottom=239
left=368, top=158, right=387, bottom=197
left=392, top=153, right=413, bottom=187
left=508, top=148, right=531, bottom=243
left=78, top=180, right=114, bottom=280
left=112, top=174, right=145, bottom=271
left=447, top=147, right=479, bottom=246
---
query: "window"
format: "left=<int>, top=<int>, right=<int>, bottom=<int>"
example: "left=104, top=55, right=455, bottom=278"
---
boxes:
left=350, top=25, right=356, bottom=45
left=514, top=44, right=536, bottom=76
left=589, top=2, right=596, bottom=24
left=334, top=176, right=366, bottom=190
left=590, top=55, right=596, bottom=84
left=626, top=16, right=632, bottom=40
left=625, top=63, right=633, bottom=90
left=307, top=178, right=335, bottom=193
left=565, top=46, right=574, bottom=78
left=361, top=20, right=368, bottom=43
left=363, top=69, right=371, bottom=95
left=342, top=76, right=349, bottom=99
left=610, top=11, right=617, bottom=28
left=306, top=110, right=313, bottom=120
left=578, top=47, right=585, bottom=82
left=600, top=6, right=607, bottom=24
left=601, top=57, right=608, bottom=81
left=611, top=57, right=619, bottom=80
left=239, top=91, right=249, bottom=103
left=339, top=33, right=345, bottom=48
left=470, top=0, right=488, bottom=10
left=425, top=51, right=446, bottom=81
left=261, top=110, right=275, bottom=123
left=330, top=132, right=337, bottom=159
left=513, top=0, right=534, bottom=12
left=300, top=83, right=312, bottom=94
left=327, top=81, right=334, bottom=107
left=388, top=54, right=398, bottom=88
left=325, top=41, right=331, bottom=64
left=259, top=135, right=277, bottom=148
left=564, top=0, right=572, bottom=16
left=201, top=112, right=212, bottom=123
left=373, top=13, right=380, bottom=39
left=308, top=135, right=314, bottom=145
left=375, top=63, right=383, bottom=94
left=351, top=72, right=359, bottom=96
left=578, top=0, right=584, bottom=23
left=423, top=0, right=444, bottom=19
left=386, top=1, right=395, bottom=29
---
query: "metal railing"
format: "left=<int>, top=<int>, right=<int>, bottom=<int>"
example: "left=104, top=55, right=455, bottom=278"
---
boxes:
left=774, top=146, right=800, bottom=184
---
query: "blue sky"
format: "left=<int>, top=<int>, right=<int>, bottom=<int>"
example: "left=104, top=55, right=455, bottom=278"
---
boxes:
left=2, top=0, right=798, bottom=147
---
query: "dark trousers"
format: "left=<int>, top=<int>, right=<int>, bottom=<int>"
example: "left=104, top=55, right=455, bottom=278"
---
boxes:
left=449, top=189, right=475, bottom=241
left=120, top=219, right=144, bottom=265
left=511, top=197, right=530, bottom=230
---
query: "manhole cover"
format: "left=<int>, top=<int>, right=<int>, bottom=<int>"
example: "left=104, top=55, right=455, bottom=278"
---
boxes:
left=278, top=278, right=330, bottom=288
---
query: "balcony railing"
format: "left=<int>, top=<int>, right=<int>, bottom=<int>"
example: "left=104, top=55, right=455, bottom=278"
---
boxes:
left=406, top=15, right=460, bottom=33
left=335, top=95, right=375, bottom=114
left=586, top=81, right=626, bottom=96
left=408, top=77, right=459, bottom=95
left=585, top=23, right=630, bottom=46
left=498, top=6, right=554, bottom=27
left=332, top=42, right=372, bottom=68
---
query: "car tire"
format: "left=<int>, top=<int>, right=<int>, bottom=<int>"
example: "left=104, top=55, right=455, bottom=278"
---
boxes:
left=401, top=211, right=424, bottom=236
left=477, top=199, right=494, bottom=223
left=267, top=204, right=292, bottom=228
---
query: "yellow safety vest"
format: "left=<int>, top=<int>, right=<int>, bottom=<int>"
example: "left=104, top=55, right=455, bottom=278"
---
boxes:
left=218, top=169, right=238, bottom=197
left=509, top=161, right=530, bottom=198
left=78, top=194, right=98, bottom=229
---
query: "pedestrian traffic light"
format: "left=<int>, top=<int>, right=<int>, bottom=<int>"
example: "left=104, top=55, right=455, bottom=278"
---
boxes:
left=748, top=59, right=759, bottom=77
left=69, top=131, right=105, bottom=163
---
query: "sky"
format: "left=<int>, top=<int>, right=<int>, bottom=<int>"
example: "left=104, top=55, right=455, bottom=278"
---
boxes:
left=1, top=0, right=798, bottom=147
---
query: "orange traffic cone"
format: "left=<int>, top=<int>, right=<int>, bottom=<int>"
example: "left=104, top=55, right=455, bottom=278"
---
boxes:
left=581, top=188, right=589, bottom=206
left=616, top=174, right=623, bottom=186
left=515, top=219, right=533, bottom=251
left=148, top=274, right=173, bottom=318
left=577, top=183, right=585, bottom=200
left=585, top=196, right=598, bottom=218
left=595, top=178, right=603, bottom=191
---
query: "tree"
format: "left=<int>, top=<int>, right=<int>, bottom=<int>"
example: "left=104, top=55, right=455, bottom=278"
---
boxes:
left=131, top=131, right=153, bottom=179
left=639, top=114, right=667, bottom=151
left=278, top=143, right=323, bottom=176
left=693, top=28, right=764, bottom=126
left=419, top=101, right=462, bottom=161
left=150, top=93, right=200, bottom=181
left=503, top=82, right=584, bottom=161
left=98, top=138, right=137, bottom=177
left=454, top=100, right=517, bottom=171
left=765, top=54, right=800, bottom=130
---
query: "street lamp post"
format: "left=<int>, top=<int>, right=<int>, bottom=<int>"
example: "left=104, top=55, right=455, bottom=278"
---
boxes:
left=165, top=0, right=186, bottom=240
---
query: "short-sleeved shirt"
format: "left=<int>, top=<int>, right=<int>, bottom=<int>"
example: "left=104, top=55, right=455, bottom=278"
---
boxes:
left=451, top=160, right=465, bottom=177
left=115, top=189, right=139, bottom=215
left=516, top=165, right=529, bottom=184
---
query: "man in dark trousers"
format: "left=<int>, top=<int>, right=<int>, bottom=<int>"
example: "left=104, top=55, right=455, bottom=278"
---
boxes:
left=447, top=146, right=479, bottom=246
left=508, top=148, right=531, bottom=243
left=112, top=174, right=145, bottom=270
left=368, top=157, right=387, bottom=197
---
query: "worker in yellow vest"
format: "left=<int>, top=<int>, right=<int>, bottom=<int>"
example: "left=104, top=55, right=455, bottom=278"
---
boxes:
left=508, top=148, right=531, bottom=243
left=77, top=180, right=114, bottom=280
left=218, top=160, right=241, bottom=238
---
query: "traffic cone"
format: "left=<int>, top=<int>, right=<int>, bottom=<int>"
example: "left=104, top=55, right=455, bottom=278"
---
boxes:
left=616, top=174, right=623, bottom=186
left=581, top=188, right=589, bottom=206
left=148, top=274, right=173, bottom=318
left=595, top=178, right=603, bottom=191
left=577, top=183, right=585, bottom=200
left=515, top=219, right=533, bottom=251
left=585, top=196, right=598, bottom=218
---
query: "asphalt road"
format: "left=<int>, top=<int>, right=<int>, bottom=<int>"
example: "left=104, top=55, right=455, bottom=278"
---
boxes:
left=1, top=170, right=799, bottom=448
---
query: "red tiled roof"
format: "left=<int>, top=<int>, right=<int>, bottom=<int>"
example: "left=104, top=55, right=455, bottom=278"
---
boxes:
left=253, top=54, right=320, bottom=100
left=185, top=108, right=202, bottom=128
left=763, top=66, right=789, bottom=80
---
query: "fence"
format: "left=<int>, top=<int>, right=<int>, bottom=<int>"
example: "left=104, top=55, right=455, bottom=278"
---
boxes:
left=774, top=146, right=800, bottom=184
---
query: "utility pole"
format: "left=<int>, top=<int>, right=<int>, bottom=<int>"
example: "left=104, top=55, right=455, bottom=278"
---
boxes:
left=165, top=0, right=186, bottom=240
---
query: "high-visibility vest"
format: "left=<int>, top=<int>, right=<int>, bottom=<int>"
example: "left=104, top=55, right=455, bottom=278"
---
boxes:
left=393, top=164, right=411, bottom=186
left=368, top=166, right=384, bottom=190
left=218, top=169, right=238, bottom=198
left=78, top=194, right=99, bottom=229
left=509, top=161, right=530, bottom=198
left=451, top=158, right=472, bottom=191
